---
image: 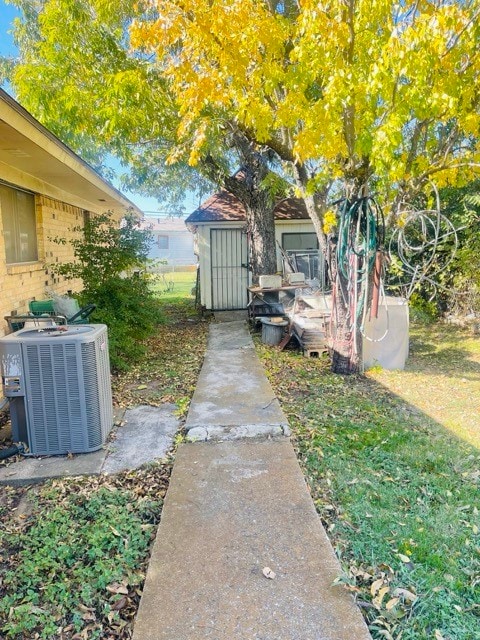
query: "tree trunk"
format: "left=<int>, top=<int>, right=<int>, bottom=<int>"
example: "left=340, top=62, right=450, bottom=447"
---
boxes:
left=292, top=162, right=362, bottom=374
left=245, top=201, right=277, bottom=278
left=328, top=235, right=362, bottom=374
left=202, top=132, right=278, bottom=284
left=225, top=150, right=278, bottom=284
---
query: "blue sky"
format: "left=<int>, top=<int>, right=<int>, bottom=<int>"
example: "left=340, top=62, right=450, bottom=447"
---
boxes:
left=0, top=1, right=203, bottom=214
left=0, top=2, right=18, bottom=57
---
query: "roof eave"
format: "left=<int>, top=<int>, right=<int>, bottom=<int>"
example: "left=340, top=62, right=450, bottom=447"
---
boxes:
left=0, top=88, right=141, bottom=215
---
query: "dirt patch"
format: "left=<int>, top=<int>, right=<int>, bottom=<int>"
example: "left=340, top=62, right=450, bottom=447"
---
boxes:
left=0, top=483, right=26, bottom=520
left=11, top=489, right=39, bottom=522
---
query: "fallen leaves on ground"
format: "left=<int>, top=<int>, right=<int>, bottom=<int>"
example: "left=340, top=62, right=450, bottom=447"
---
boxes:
left=0, top=463, right=173, bottom=640
left=0, top=301, right=210, bottom=640
left=112, top=314, right=208, bottom=418
left=255, top=323, right=480, bottom=640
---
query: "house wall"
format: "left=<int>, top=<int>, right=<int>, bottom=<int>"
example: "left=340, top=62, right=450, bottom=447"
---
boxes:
left=149, top=230, right=196, bottom=266
left=194, top=219, right=317, bottom=310
left=0, top=193, right=88, bottom=337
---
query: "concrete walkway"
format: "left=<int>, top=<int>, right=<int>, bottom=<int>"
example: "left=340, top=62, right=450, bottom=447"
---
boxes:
left=132, top=321, right=371, bottom=640
left=185, top=322, right=290, bottom=440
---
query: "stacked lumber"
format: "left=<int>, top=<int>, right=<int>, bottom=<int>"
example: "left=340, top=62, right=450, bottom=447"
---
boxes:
left=285, top=292, right=332, bottom=357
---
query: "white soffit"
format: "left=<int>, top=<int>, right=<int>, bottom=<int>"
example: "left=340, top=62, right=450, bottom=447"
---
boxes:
left=0, top=90, right=141, bottom=214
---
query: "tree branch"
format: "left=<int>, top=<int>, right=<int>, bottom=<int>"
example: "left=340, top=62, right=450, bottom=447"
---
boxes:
left=405, top=119, right=429, bottom=175
left=442, top=7, right=480, bottom=58
left=342, top=0, right=356, bottom=159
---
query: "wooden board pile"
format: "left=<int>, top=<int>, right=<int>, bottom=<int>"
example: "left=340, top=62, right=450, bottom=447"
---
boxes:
left=285, top=294, right=332, bottom=357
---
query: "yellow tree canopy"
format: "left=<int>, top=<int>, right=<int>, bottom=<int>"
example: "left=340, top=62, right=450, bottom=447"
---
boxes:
left=131, top=0, right=480, bottom=206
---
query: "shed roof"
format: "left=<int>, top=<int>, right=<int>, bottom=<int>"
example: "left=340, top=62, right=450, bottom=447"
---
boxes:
left=185, top=188, right=309, bottom=224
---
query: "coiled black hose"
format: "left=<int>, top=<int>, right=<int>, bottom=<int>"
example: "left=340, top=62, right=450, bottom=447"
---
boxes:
left=0, top=444, right=23, bottom=460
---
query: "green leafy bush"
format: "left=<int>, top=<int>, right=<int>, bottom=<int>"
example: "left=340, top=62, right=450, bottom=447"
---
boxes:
left=436, top=184, right=480, bottom=316
left=53, top=212, right=163, bottom=371
left=385, top=182, right=480, bottom=318
left=79, top=275, right=163, bottom=371
left=447, top=194, right=480, bottom=316
left=409, top=292, right=439, bottom=323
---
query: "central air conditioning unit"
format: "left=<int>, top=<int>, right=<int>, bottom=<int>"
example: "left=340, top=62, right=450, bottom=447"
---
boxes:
left=0, top=324, right=113, bottom=456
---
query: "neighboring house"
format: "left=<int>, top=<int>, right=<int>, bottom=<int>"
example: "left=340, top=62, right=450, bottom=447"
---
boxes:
left=185, top=188, right=323, bottom=311
left=0, top=88, right=140, bottom=337
left=142, top=216, right=196, bottom=268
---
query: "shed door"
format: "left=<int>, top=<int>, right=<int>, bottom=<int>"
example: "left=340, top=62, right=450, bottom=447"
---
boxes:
left=211, top=228, right=248, bottom=310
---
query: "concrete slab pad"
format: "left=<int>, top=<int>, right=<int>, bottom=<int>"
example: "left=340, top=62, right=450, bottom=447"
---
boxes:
left=132, top=440, right=372, bottom=640
left=214, top=311, right=248, bottom=323
left=0, top=449, right=106, bottom=486
left=187, top=424, right=289, bottom=442
left=208, top=321, right=252, bottom=350
left=102, top=404, right=179, bottom=474
left=0, top=404, right=179, bottom=486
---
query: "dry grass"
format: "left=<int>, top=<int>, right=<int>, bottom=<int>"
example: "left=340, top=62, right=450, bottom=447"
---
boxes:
left=368, top=323, right=480, bottom=449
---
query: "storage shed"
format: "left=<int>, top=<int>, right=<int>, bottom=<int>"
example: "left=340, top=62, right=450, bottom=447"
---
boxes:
left=185, top=189, right=323, bottom=311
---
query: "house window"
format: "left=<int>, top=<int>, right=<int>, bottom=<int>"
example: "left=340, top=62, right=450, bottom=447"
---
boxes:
left=157, top=235, right=169, bottom=250
left=0, top=183, right=38, bottom=264
left=282, top=232, right=320, bottom=280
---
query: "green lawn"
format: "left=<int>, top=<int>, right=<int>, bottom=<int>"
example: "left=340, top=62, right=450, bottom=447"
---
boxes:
left=256, top=323, right=480, bottom=640
left=369, top=323, right=480, bottom=450
left=150, top=269, right=197, bottom=301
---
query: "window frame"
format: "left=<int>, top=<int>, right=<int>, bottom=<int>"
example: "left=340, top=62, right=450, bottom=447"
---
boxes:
left=0, top=181, right=38, bottom=265
left=282, top=232, right=320, bottom=281
left=281, top=232, right=319, bottom=251
left=157, top=234, right=169, bottom=250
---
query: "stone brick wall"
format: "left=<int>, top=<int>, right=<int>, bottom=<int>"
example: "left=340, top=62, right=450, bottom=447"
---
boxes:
left=0, top=195, right=85, bottom=337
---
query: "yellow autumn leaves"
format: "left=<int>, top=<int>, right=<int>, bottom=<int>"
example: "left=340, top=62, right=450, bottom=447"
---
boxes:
left=130, top=1, right=480, bottom=189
